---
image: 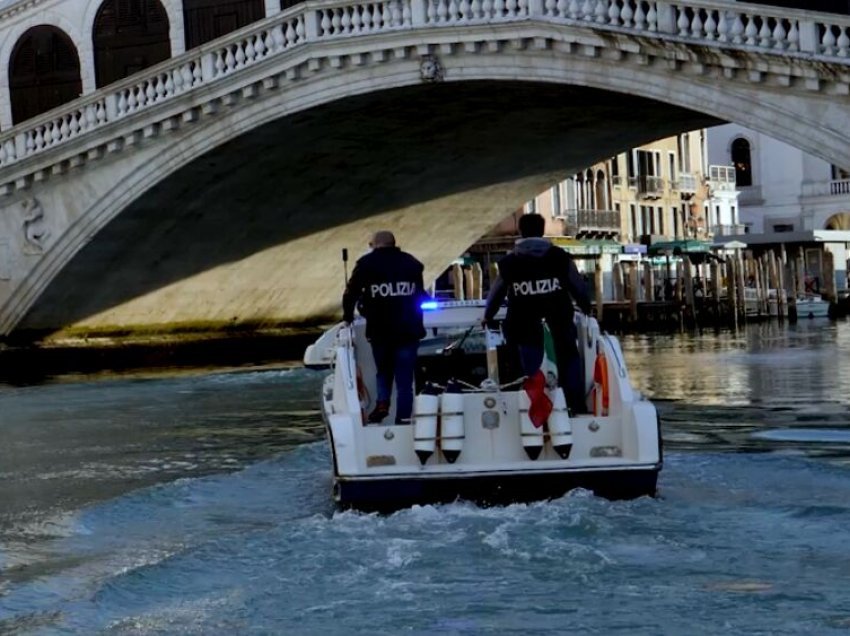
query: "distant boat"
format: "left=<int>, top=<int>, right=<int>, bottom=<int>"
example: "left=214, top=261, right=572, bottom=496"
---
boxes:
left=796, top=294, right=830, bottom=319
left=303, top=300, right=662, bottom=512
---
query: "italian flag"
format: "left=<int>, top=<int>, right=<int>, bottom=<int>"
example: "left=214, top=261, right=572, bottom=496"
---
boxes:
left=523, top=323, right=558, bottom=428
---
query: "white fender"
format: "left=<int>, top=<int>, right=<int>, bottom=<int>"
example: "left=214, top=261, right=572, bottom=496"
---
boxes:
left=440, top=392, right=465, bottom=463
left=413, top=393, right=440, bottom=465
left=518, top=390, right=544, bottom=460
left=547, top=388, right=573, bottom=459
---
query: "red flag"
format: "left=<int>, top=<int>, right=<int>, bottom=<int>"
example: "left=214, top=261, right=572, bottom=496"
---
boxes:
left=524, top=370, right=552, bottom=428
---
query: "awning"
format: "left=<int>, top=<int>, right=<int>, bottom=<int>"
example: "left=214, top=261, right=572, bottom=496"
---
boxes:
left=647, top=239, right=712, bottom=257
left=554, top=238, right=622, bottom=256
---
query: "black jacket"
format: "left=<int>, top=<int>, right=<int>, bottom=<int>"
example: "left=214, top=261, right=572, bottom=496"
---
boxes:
left=484, top=238, right=591, bottom=343
left=342, top=246, right=427, bottom=344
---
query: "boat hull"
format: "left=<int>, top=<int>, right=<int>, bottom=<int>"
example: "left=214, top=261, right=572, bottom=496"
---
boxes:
left=333, top=465, right=661, bottom=513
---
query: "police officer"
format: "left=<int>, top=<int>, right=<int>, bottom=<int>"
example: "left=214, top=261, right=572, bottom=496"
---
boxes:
left=343, top=230, right=427, bottom=424
left=482, top=213, right=591, bottom=414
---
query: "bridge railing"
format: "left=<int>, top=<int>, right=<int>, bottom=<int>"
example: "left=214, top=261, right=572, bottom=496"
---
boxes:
left=1, top=0, right=849, bottom=175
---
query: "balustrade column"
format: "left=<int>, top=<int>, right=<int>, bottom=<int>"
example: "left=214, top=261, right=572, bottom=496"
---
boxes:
left=14, top=133, right=26, bottom=159
left=411, top=0, right=428, bottom=26
left=105, top=94, right=118, bottom=120
left=797, top=19, right=818, bottom=53
left=654, top=2, right=676, bottom=35
left=305, top=10, right=320, bottom=39
left=201, top=52, right=218, bottom=81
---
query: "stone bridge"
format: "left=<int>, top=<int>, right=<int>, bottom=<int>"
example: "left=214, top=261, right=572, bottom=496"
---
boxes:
left=0, top=0, right=849, bottom=341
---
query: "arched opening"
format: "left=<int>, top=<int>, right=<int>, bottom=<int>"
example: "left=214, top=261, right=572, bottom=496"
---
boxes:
left=731, top=137, right=753, bottom=187
left=595, top=168, right=607, bottom=210
left=825, top=212, right=850, bottom=230
left=9, top=26, right=82, bottom=125
left=182, top=0, right=265, bottom=49
left=93, top=0, right=171, bottom=88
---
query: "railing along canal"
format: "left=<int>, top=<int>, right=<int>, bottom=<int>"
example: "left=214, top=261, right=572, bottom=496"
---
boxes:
left=1, top=0, right=849, bottom=173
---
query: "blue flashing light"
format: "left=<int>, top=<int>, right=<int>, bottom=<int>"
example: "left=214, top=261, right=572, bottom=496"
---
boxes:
left=420, top=301, right=439, bottom=311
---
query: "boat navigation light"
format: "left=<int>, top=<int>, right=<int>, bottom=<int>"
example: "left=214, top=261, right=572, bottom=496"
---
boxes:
left=420, top=301, right=440, bottom=310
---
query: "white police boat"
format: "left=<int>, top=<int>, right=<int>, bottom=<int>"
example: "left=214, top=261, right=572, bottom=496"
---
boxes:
left=303, top=300, right=662, bottom=511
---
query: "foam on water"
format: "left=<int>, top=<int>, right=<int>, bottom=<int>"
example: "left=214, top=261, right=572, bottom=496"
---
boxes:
left=2, top=446, right=850, bottom=635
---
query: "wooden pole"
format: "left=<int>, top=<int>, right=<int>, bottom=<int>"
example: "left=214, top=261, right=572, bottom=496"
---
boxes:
left=629, top=263, right=639, bottom=323
left=595, top=261, right=604, bottom=320
left=776, top=251, right=787, bottom=319
left=613, top=262, right=624, bottom=302
left=796, top=248, right=806, bottom=298
left=824, top=249, right=836, bottom=302
left=644, top=262, right=655, bottom=302
left=488, top=262, right=499, bottom=293
left=711, top=259, right=721, bottom=322
left=728, top=258, right=739, bottom=330
left=736, top=251, right=747, bottom=323
left=451, top=263, right=465, bottom=300
left=683, top=257, right=695, bottom=322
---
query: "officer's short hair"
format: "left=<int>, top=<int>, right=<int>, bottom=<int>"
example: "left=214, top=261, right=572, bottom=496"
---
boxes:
left=370, top=231, right=396, bottom=248
left=518, top=213, right=545, bottom=238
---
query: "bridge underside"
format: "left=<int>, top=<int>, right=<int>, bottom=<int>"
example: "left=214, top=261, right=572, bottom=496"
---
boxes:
left=15, top=81, right=719, bottom=341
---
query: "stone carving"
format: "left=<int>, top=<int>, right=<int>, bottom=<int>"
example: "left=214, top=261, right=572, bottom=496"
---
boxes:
left=420, top=54, right=445, bottom=82
left=21, top=197, right=50, bottom=253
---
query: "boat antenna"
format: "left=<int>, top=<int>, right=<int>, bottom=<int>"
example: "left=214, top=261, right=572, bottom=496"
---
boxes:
left=342, top=248, right=349, bottom=284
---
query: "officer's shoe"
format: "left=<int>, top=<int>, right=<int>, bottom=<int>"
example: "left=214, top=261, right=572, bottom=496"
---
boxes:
left=394, top=417, right=412, bottom=425
left=367, top=401, right=390, bottom=423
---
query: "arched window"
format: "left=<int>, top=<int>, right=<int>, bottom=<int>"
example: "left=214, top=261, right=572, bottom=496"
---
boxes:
left=595, top=169, right=607, bottom=210
left=93, top=0, right=171, bottom=88
left=575, top=172, right=584, bottom=209
left=731, top=137, right=753, bottom=187
left=183, top=0, right=265, bottom=49
left=9, top=26, right=82, bottom=125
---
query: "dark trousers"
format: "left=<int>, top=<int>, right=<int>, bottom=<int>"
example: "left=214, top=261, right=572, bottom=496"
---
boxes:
left=370, top=340, right=419, bottom=420
left=512, top=317, right=584, bottom=414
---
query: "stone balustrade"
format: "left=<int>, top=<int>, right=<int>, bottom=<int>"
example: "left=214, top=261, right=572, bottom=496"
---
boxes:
left=0, top=0, right=849, bottom=180
left=801, top=178, right=850, bottom=197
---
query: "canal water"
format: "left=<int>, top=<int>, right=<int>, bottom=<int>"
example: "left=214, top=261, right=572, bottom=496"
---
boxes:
left=2, top=320, right=850, bottom=634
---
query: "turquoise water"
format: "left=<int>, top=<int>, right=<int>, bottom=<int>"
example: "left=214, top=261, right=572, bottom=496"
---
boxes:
left=2, top=320, right=850, bottom=634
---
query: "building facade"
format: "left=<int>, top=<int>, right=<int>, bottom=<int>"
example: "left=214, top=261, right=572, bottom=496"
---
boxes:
left=467, top=129, right=741, bottom=301
left=707, top=123, right=850, bottom=295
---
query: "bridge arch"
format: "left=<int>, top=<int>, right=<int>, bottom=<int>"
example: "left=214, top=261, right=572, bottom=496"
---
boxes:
left=3, top=16, right=850, bottom=336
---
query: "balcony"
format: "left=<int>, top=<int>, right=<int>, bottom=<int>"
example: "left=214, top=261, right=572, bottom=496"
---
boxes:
left=673, top=172, right=698, bottom=193
left=801, top=179, right=850, bottom=197
left=564, top=208, right=621, bottom=238
left=629, top=175, right=664, bottom=199
left=711, top=224, right=747, bottom=237
left=708, top=165, right=737, bottom=192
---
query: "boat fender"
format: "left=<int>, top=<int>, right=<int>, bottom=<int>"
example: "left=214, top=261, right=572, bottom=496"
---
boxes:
left=518, top=389, right=544, bottom=460
left=591, top=348, right=609, bottom=417
left=413, top=389, right=440, bottom=465
left=440, top=385, right=465, bottom=464
left=547, top=387, right=573, bottom=459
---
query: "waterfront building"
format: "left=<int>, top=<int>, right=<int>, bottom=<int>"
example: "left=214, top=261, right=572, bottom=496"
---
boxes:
left=460, top=130, right=740, bottom=302
left=707, top=123, right=850, bottom=296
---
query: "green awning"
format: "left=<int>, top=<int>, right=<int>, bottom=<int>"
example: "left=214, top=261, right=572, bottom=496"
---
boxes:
left=647, top=239, right=712, bottom=257
left=558, top=239, right=622, bottom=256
